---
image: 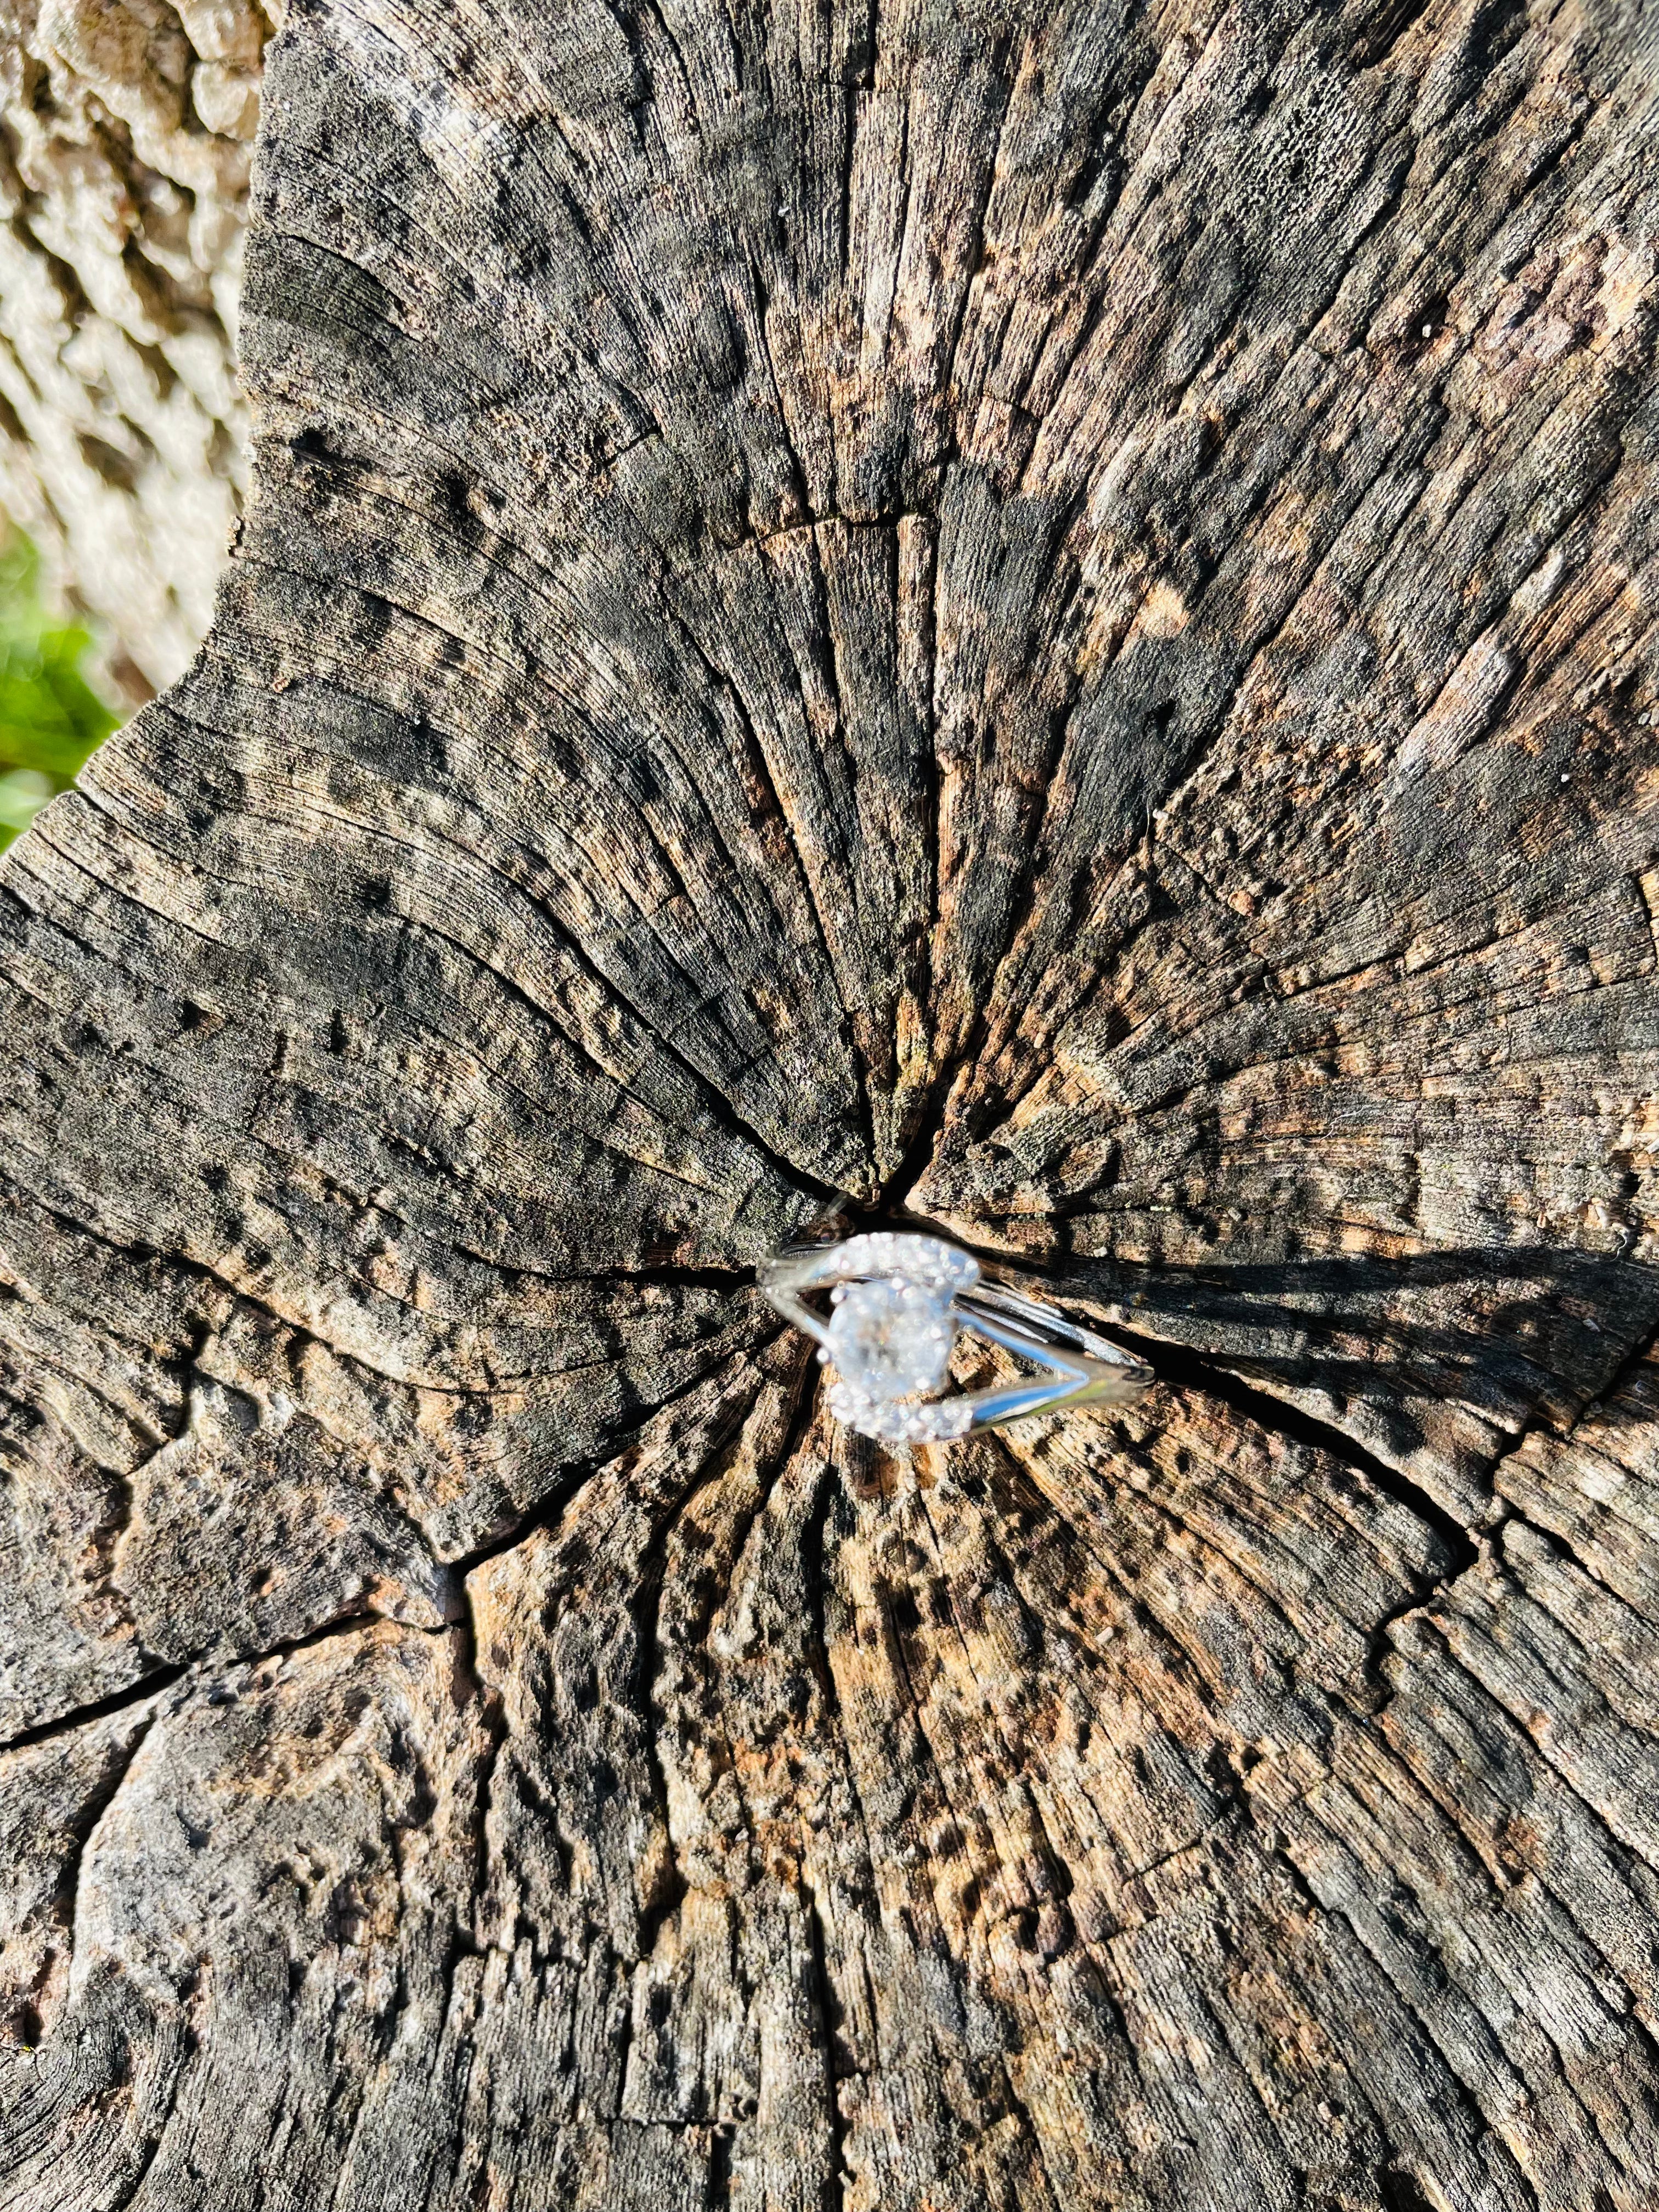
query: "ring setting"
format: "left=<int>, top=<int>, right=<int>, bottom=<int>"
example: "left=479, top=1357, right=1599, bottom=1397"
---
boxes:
left=759, top=1230, right=1154, bottom=1443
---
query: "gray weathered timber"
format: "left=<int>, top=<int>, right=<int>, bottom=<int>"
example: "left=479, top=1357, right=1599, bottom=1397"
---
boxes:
left=3, top=0, right=1659, bottom=2204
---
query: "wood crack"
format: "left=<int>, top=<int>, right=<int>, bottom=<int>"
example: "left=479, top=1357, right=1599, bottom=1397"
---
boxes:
left=1064, top=1306, right=1482, bottom=1568
left=798, top=1870, right=849, bottom=2212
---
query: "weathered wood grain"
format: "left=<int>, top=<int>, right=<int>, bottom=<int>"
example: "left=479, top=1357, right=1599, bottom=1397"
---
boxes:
left=2, top=0, right=1658, bottom=2205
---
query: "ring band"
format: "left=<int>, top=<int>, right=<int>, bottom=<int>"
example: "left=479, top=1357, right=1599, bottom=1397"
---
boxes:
left=758, top=1230, right=1154, bottom=1443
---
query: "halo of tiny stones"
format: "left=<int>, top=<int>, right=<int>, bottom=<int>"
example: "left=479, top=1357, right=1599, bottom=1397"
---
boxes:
left=812, top=1235, right=981, bottom=1442
left=825, top=1379, right=976, bottom=1443
left=793, top=1231, right=980, bottom=1295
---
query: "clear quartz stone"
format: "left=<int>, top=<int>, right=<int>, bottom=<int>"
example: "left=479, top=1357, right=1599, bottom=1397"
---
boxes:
left=825, top=1277, right=955, bottom=1403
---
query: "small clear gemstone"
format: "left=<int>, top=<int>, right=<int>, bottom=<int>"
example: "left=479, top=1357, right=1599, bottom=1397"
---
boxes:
left=826, top=1381, right=975, bottom=1442
left=825, top=1278, right=954, bottom=1404
left=833, top=1233, right=979, bottom=1294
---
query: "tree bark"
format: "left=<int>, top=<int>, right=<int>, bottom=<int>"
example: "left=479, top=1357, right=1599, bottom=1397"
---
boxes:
left=0, top=0, right=279, bottom=701
left=2, top=1, right=1658, bottom=2206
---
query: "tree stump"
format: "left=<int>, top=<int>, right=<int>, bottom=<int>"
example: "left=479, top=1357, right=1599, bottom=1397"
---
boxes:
left=2, top=2, right=1657, bottom=2205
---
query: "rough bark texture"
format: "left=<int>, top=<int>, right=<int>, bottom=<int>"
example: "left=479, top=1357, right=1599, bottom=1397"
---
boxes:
left=2, top=1, right=1658, bottom=2206
left=0, top=0, right=278, bottom=700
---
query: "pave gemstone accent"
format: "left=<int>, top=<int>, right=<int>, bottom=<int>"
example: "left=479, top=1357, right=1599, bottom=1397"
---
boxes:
left=835, top=1233, right=979, bottom=1293
left=825, top=1278, right=955, bottom=1402
left=787, top=1232, right=980, bottom=1299
left=825, top=1380, right=975, bottom=1443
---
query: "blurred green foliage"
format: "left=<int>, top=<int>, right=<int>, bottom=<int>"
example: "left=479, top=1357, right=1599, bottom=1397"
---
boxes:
left=0, top=531, right=120, bottom=851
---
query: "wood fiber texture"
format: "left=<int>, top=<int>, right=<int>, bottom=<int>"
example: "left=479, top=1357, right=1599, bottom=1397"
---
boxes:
left=2, top=0, right=1658, bottom=2205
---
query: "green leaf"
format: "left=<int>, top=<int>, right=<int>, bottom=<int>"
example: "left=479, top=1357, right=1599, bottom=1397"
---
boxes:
left=0, top=532, right=120, bottom=848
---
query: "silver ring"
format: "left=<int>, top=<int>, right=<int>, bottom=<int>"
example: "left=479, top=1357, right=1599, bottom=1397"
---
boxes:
left=758, top=1230, right=1154, bottom=1443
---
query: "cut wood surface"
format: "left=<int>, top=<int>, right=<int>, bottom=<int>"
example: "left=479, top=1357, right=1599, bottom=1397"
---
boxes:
left=2, top=1, right=1658, bottom=2205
